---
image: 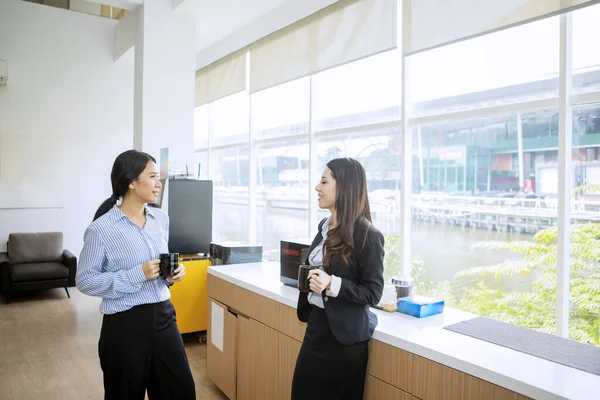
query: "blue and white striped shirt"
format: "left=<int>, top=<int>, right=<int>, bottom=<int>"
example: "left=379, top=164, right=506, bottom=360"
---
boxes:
left=76, top=204, right=171, bottom=314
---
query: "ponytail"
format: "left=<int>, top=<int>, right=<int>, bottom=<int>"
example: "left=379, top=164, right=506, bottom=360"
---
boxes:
left=94, top=149, right=156, bottom=222
left=93, top=195, right=118, bottom=221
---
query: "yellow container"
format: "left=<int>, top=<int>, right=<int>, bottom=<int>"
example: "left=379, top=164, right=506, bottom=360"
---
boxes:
left=169, top=255, right=210, bottom=334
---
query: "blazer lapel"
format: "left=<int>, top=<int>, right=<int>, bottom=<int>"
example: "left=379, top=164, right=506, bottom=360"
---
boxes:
left=306, top=231, right=323, bottom=260
left=303, top=218, right=327, bottom=264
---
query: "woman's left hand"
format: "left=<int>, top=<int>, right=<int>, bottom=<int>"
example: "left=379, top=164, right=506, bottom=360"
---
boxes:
left=167, top=264, right=186, bottom=283
left=308, top=269, right=332, bottom=294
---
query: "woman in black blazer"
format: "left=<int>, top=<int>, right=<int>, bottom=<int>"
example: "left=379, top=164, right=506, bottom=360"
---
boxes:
left=291, top=157, right=385, bottom=400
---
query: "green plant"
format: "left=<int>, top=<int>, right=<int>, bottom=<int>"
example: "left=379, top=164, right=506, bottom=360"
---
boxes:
left=411, top=259, right=434, bottom=295
left=381, top=184, right=600, bottom=345
left=383, top=233, right=434, bottom=295
left=383, top=233, right=402, bottom=283
left=451, top=223, right=600, bottom=345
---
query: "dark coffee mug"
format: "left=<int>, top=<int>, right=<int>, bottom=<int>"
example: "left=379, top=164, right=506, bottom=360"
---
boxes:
left=159, top=253, right=179, bottom=277
left=298, top=264, right=318, bottom=293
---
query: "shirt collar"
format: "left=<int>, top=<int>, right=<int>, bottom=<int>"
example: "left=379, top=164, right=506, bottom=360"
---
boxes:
left=145, top=205, right=156, bottom=219
left=108, top=204, right=157, bottom=222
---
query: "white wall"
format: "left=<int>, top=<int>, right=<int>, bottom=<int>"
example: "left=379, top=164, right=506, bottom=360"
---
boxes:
left=0, top=0, right=134, bottom=254
left=134, top=0, right=196, bottom=173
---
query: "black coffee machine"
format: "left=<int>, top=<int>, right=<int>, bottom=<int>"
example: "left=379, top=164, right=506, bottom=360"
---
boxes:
left=280, top=239, right=311, bottom=287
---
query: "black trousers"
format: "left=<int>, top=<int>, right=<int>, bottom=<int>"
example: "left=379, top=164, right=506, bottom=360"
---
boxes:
left=291, top=306, right=369, bottom=400
left=98, top=300, right=196, bottom=400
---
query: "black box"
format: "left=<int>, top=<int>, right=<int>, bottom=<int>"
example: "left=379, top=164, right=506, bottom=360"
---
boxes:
left=209, top=242, right=263, bottom=265
left=280, top=239, right=312, bottom=287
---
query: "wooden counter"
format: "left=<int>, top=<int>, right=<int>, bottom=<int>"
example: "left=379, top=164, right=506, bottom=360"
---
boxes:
left=205, top=262, right=598, bottom=400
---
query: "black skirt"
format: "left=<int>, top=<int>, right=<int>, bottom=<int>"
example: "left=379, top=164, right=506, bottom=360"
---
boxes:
left=291, top=306, right=369, bottom=400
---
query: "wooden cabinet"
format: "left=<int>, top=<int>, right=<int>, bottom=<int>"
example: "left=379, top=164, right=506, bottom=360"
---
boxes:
left=412, top=355, right=530, bottom=400
left=278, top=304, right=306, bottom=342
left=237, top=316, right=279, bottom=400
left=364, top=374, right=411, bottom=400
left=207, top=274, right=531, bottom=400
left=367, top=339, right=413, bottom=393
left=208, top=290, right=303, bottom=400
left=207, top=298, right=237, bottom=400
left=277, top=333, right=302, bottom=399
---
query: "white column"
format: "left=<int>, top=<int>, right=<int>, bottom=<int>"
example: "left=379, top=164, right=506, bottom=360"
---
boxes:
left=400, top=55, right=413, bottom=278
left=417, top=126, right=424, bottom=191
left=207, top=103, right=213, bottom=179
left=557, top=12, right=573, bottom=338
left=133, top=0, right=196, bottom=171
left=517, top=113, right=524, bottom=191
left=249, top=96, right=257, bottom=244
left=308, top=76, right=319, bottom=237
left=246, top=50, right=256, bottom=245
left=399, top=0, right=413, bottom=278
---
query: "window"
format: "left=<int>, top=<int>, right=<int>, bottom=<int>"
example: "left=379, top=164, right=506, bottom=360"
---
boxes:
left=411, top=115, right=558, bottom=337
left=312, top=50, right=402, bottom=131
left=195, top=6, right=600, bottom=344
left=211, top=147, right=249, bottom=243
left=573, top=4, right=600, bottom=94
left=210, top=92, right=249, bottom=147
left=256, top=140, right=310, bottom=260
left=317, top=127, right=401, bottom=235
left=414, top=115, right=517, bottom=193
left=193, top=105, right=209, bottom=149
left=410, top=17, right=559, bottom=116
left=193, top=151, right=208, bottom=180
left=569, top=103, right=600, bottom=346
left=251, top=78, right=310, bottom=140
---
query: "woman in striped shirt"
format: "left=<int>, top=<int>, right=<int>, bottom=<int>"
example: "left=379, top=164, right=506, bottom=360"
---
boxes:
left=77, top=150, right=195, bottom=400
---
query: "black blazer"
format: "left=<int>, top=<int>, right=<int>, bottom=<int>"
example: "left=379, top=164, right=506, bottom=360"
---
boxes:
left=297, top=217, right=385, bottom=346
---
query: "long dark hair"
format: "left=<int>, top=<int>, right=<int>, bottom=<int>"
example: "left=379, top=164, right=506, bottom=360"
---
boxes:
left=93, top=150, right=156, bottom=221
left=324, top=158, right=372, bottom=266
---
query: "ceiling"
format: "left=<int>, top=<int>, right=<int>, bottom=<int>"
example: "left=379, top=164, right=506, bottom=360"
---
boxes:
left=175, top=0, right=290, bottom=53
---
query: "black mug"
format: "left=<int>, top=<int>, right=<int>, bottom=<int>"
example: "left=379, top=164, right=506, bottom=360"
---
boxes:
left=298, top=264, right=320, bottom=293
left=159, top=253, right=179, bottom=278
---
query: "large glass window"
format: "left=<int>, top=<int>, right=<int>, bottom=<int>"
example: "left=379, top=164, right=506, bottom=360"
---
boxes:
left=194, top=5, right=600, bottom=345
left=211, top=146, right=249, bottom=243
left=573, top=4, right=600, bottom=94
left=251, top=78, right=310, bottom=140
left=193, top=151, right=208, bottom=180
left=210, top=92, right=249, bottom=147
left=411, top=115, right=558, bottom=337
left=414, top=115, right=518, bottom=194
left=317, top=127, right=401, bottom=236
left=410, top=17, right=559, bottom=116
left=256, top=140, right=310, bottom=260
left=312, top=50, right=402, bottom=131
left=570, top=103, right=600, bottom=346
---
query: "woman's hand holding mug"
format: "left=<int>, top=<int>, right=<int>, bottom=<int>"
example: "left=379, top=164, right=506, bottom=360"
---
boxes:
left=142, top=259, right=160, bottom=280
left=167, top=264, right=187, bottom=283
left=308, top=268, right=332, bottom=294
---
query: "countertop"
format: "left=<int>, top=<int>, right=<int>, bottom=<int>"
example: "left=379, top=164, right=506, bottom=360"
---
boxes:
left=208, top=262, right=600, bottom=400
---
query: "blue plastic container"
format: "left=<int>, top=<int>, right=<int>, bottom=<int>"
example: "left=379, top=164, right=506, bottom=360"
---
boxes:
left=397, top=295, right=445, bottom=318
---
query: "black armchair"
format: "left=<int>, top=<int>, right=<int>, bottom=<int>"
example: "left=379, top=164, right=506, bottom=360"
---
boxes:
left=0, top=232, right=77, bottom=303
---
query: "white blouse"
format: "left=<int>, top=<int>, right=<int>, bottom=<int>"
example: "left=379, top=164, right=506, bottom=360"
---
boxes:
left=307, top=216, right=342, bottom=308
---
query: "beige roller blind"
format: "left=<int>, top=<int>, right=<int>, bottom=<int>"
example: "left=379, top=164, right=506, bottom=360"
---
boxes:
left=405, top=0, right=599, bottom=55
left=249, top=0, right=397, bottom=94
left=195, top=48, right=247, bottom=106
